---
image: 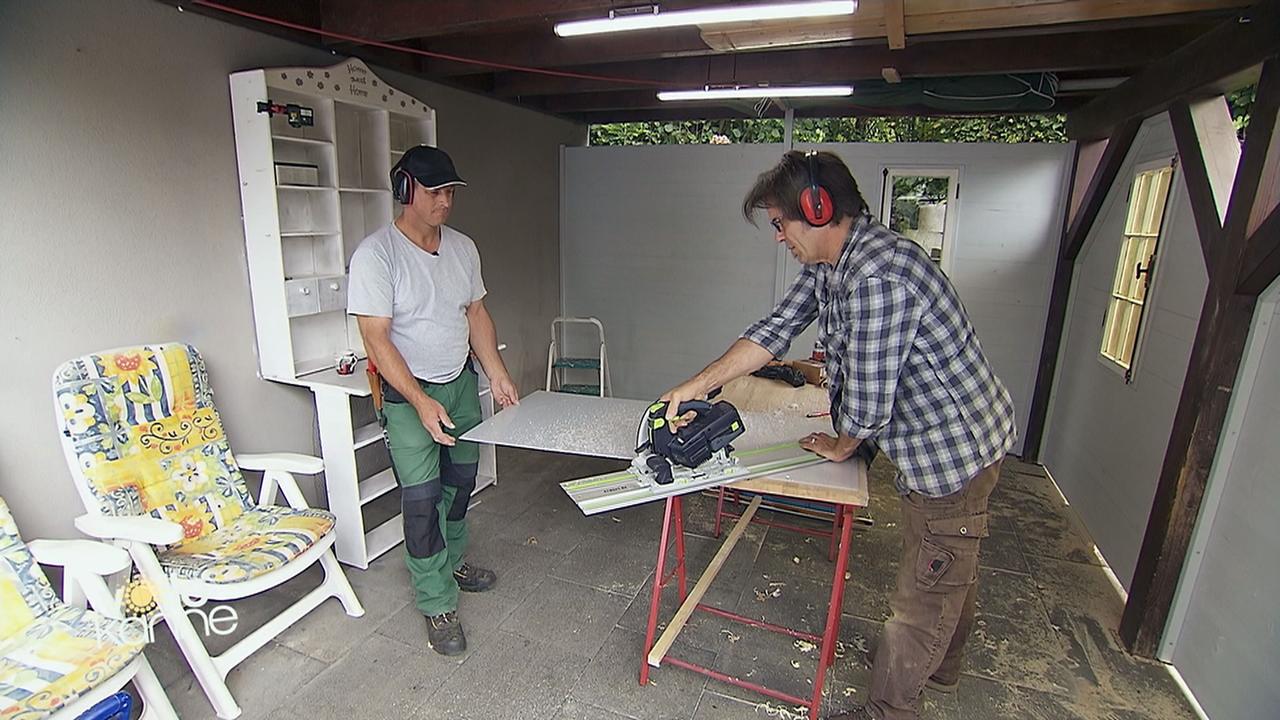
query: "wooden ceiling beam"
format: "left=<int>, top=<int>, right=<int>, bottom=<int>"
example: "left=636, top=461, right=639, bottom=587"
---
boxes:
left=701, top=0, right=1243, bottom=51
left=418, top=27, right=714, bottom=78
left=1066, top=2, right=1278, bottom=139
left=421, top=16, right=1212, bottom=79
left=885, top=0, right=907, bottom=49
left=491, top=28, right=1195, bottom=97
left=319, top=0, right=740, bottom=42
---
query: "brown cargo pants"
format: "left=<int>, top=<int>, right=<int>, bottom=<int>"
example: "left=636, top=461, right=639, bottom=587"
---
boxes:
left=865, top=459, right=1002, bottom=720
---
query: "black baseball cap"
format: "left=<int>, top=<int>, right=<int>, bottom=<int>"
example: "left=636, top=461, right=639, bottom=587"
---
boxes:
left=393, top=145, right=467, bottom=190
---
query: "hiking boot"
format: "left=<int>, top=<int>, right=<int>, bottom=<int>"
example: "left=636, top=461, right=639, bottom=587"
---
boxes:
left=925, top=673, right=960, bottom=694
left=425, top=611, right=466, bottom=656
left=453, top=562, right=497, bottom=592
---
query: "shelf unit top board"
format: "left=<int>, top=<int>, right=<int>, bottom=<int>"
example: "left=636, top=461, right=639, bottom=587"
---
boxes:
left=262, top=58, right=435, bottom=119
left=231, top=57, right=437, bottom=383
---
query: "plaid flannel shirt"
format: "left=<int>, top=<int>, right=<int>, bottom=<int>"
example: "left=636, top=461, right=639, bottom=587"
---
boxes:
left=743, top=215, right=1017, bottom=497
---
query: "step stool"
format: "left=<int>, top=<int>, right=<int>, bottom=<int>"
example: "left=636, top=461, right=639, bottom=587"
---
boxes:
left=546, top=316, right=611, bottom=397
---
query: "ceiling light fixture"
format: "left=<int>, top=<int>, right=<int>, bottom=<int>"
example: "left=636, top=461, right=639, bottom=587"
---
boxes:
left=555, top=1, right=856, bottom=37
left=658, top=85, right=854, bottom=101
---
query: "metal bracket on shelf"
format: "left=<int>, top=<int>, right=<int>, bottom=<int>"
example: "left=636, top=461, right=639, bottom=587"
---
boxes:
left=257, top=100, right=314, bottom=128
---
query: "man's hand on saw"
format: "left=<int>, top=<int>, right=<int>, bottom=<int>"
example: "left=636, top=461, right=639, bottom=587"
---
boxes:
left=414, top=397, right=457, bottom=446
left=659, top=380, right=709, bottom=432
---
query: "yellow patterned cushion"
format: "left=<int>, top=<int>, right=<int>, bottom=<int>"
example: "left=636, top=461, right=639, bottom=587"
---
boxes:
left=0, top=601, right=147, bottom=719
left=158, top=506, right=336, bottom=584
left=0, top=502, right=57, bottom=643
left=52, top=344, right=255, bottom=545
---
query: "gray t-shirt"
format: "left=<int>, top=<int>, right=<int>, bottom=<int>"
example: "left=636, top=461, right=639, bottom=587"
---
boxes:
left=347, top=222, right=486, bottom=383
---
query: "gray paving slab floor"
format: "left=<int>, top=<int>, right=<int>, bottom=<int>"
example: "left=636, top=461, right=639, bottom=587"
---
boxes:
left=131, top=448, right=1199, bottom=719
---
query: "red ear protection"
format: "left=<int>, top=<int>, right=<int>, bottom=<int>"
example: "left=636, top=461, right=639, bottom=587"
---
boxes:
left=799, top=151, right=834, bottom=227
left=392, top=167, right=414, bottom=205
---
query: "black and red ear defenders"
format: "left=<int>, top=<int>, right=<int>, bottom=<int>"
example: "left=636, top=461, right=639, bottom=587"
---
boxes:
left=392, top=165, right=414, bottom=205
left=798, top=151, right=835, bottom=227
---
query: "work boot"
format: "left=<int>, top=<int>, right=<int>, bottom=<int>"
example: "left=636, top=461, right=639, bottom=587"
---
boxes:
left=925, top=673, right=960, bottom=694
left=425, top=611, right=466, bottom=656
left=453, top=561, right=497, bottom=592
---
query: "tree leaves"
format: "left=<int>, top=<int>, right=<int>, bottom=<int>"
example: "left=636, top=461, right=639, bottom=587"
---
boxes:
left=588, top=114, right=1069, bottom=146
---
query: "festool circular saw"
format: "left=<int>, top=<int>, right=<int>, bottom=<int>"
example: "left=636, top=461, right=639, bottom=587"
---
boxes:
left=632, top=397, right=746, bottom=487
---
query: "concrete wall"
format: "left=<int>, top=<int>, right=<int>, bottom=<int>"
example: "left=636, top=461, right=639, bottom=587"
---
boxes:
left=0, top=0, right=583, bottom=539
left=1167, top=286, right=1280, bottom=720
left=561, top=142, right=1072, bottom=454
left=1041, top=114, right=1209, bottom=588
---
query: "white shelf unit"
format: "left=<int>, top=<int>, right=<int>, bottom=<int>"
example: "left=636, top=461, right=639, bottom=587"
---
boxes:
left=230, top=59, right=497, bottom=569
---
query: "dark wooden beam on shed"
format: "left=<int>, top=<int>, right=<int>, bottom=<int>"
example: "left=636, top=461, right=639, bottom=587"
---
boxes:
left=1121, top=57, right=1280, bottom=658
left=1066, top=2, right=1278, bottom=140
left=418, top=27, right=714, bottom=77
left=491, top=28, right=1196, bottom=97
left=319, top=0, right=740, bottom=42
left=1238, top=207, right=1280, bottom=294
left=1170, top=100, right=1228, bottom=269
left=1022, top=119, right=1141, bottom=463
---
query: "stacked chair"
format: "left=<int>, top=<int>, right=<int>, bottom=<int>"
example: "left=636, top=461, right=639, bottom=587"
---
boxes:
left=51, top=343, right=365, bottom=719
left=0, top=496, right=176, bottom=719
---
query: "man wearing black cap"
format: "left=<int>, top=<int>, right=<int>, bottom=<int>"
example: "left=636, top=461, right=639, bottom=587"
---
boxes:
left=348, top=145, right=520, bottom=656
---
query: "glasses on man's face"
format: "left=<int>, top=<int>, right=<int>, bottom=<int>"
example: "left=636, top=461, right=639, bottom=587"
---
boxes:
left=769, top=217, right=784, bottom=233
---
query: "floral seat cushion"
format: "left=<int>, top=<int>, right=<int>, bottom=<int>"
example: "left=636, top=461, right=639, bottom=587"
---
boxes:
left=0, top=605, right=146, bottom=720
left=158, top=506, right=336, bottom=584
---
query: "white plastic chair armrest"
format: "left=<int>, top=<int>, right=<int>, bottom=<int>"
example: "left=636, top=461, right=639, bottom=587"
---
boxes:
left=28, top=539, right=131, bottom=576
left=259, top=469, right=313, bottom=510
left=75, top=514, right=184, bottom=545
left=237, top=453, right=324, bottom=475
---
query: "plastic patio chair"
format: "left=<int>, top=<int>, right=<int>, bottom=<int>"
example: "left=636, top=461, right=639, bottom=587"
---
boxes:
left=0, top=496, right=176, bottom=719
left=51, top=343, right=365, bottom=719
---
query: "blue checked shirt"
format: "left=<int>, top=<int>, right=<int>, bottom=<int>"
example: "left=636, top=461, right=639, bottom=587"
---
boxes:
left=743, top=215, right=1017, bottom=497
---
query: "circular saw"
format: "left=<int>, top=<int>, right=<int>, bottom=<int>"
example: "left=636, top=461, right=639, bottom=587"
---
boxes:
left=632, top=397, right=746, bottom=487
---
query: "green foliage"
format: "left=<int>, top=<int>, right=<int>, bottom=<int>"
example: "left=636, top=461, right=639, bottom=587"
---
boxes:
left=589, top=114, right=1067, bottom=146
left=1227, top=84, right=1255, bottom=141
left=889, top=176, right=950, bottom=232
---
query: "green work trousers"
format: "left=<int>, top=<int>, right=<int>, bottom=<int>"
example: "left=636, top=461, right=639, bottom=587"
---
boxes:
left=380, top=366, right=482, bottom=616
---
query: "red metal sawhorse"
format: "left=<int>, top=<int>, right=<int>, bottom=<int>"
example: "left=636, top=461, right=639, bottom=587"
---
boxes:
left=639, top=474, right=863, bottom=718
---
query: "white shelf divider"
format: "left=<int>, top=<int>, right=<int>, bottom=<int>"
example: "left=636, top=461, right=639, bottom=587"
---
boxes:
left=273, top=134, right=333, bottom=146
left=364, top=518, right=405, bottom=562
left=353, top=420, right=383, bottom=450
left=358, top=467, right=398, bottom=505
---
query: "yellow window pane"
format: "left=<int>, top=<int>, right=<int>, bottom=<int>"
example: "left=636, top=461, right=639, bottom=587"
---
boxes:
left=1143, top=168, right=1174, bottom=235
left=1126, top=172, right=1151, bottom=235
left=1102, top=301, right=1120, bottom=360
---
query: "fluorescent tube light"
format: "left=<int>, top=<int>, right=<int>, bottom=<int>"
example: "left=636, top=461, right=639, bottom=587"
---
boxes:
left=555, top=1, right=856, bottom=37
left=658, top=85, right=854, bottom=101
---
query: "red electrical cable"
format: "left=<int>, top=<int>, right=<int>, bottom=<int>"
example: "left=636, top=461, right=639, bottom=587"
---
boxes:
left=188, top=0, right=670, bottom=89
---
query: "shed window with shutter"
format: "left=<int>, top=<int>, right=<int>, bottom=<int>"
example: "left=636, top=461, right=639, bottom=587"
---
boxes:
left=1100, top=159, right=1176, bottom=380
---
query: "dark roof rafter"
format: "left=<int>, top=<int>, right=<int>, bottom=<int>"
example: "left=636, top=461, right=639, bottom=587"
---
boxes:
left=490, top=27, right=1203, bottom=98
left=318, top=0, right=742, bottom=42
